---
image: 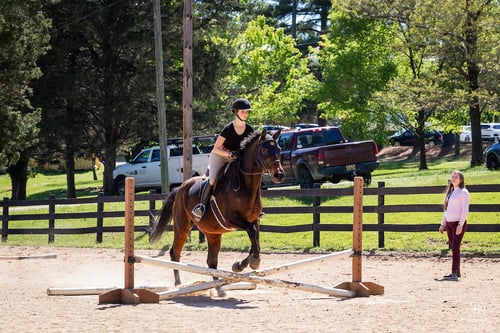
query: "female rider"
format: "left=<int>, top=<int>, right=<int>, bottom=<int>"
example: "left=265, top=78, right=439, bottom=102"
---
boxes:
left=192, top=98, right=254, bottom=220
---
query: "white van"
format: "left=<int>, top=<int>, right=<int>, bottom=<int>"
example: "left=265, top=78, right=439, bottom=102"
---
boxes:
left=112, top=144, right=210, bottom=195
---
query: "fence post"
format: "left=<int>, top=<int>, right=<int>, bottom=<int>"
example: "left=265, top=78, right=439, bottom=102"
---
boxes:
left=313, top=183, right=321, bottom=247
left=96, top=192, right=104, bottom=243
left=377, top=181, right=385, bottom=248
left=2, top=197, right=9, bottom=242
left=48, top=194, right=55, bottom=243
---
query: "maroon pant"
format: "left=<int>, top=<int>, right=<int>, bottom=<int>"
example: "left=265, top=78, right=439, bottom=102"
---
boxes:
left=446, top=221, right=467, bottom=274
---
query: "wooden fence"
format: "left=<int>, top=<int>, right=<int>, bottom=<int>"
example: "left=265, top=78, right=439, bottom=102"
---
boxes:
left=2, top=183, right=499, bottom=248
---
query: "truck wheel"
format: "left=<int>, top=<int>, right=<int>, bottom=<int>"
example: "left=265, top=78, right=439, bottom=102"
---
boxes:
left=114, top=178, right=126, bottom=196
left=486, top=154, right=499, bottom=170
left=363, top=173, right=372, bottom=185
left=298, top=167, right=314, bottom=189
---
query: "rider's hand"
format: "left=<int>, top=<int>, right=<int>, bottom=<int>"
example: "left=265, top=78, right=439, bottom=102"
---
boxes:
left=229, top=151, right=239, bottom=159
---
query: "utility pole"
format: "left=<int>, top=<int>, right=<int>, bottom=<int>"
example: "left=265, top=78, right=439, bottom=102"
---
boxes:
left=153, top=0, right=169, bottom=193
left=291, top=0, right=297, bottom=40
left=183, top=0, right=193, bottom=181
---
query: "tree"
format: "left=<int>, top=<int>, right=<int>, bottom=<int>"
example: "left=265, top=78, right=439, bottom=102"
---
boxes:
left=226, top=16, right=317, bottom=125
left=335, top=0, right=499, bottom=168
left=315, top=7, right=397, bottom=143
left=32, top=0, right=261, bottom=196
left=33, top=0, right=159, bottom=195
left=428, top=0, right=499, bottom=166
left=265, top=0, right=332, bottom=46
left=0, top=1, right=51, bottom=199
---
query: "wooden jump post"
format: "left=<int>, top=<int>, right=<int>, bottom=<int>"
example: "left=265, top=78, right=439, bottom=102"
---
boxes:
left=98, top=178, right=160, bottom=304
left=98, top=176, right=383, bottom=304
left=334, top=176, right=384, bottom=297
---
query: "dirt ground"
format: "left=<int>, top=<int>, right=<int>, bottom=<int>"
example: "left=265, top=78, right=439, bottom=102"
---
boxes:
left=0, top=246, right=498, bottom=333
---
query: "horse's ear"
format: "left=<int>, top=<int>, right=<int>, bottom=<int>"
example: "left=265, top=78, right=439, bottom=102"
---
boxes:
left=260, top=129, right=267, bottom=139
left=272, top=129, right=281, bottom=140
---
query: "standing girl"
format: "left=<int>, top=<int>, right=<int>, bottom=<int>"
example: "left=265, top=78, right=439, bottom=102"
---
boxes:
left=439, top=170, right=470, bottom=281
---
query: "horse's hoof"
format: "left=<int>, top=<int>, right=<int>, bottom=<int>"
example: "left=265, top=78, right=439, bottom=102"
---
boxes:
left=216, top=287, right=226, bottom=297
left=232, top=261, right=244, bottom=272
left=249, top=256, right=261, bottom=270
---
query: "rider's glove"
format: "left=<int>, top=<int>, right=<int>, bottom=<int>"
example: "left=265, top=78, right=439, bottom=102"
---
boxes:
left=229, top=151, right=239, bottom=159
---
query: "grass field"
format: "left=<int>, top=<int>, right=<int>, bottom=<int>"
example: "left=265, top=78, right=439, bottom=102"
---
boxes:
left=0, top=145, right=499, bottom=255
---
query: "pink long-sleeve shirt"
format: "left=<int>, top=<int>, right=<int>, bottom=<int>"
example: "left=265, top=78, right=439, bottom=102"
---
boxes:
left=441, top=188, right=470, bottom=226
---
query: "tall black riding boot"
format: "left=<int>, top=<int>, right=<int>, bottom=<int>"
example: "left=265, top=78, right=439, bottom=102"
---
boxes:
left=192, top=183, right=212, bottom=221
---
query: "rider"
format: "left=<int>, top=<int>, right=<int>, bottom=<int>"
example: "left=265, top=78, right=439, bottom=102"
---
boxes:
left=192, top=97, right=254, bottom=221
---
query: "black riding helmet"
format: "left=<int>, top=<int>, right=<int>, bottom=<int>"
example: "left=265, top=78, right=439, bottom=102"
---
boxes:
left=231, top=98, right=251, bottom=114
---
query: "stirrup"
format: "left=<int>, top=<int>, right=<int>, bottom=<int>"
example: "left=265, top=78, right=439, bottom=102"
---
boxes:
left=192, top=203, right=205, bottom=219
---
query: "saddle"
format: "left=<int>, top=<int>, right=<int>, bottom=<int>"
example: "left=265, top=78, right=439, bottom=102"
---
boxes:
left=188, top=160, right=240, bottom=199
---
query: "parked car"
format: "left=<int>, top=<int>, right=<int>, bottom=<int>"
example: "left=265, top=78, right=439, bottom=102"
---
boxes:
left=295, top=123, right=319, bottom=129
left=260, top=125, right=290, bottom=134
left=459, top=125, right=472, bottom=143
left=389, top=129, right=443, bottom=147
left=481, top=123, right=500, bottom=142
left=484, top=142, right=500, bottom=170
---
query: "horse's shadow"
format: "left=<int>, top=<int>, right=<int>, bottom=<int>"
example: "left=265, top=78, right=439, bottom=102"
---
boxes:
left=166, top=295, right=257, bottom=309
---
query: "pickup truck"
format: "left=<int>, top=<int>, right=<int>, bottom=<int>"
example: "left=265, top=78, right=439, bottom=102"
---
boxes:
left=112, top=143, right=210, bottom=195
left=262, top=126, right=379, bottom=188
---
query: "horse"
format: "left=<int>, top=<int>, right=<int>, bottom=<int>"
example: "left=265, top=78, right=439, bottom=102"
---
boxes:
left=150, top=129, right=285, bottom=292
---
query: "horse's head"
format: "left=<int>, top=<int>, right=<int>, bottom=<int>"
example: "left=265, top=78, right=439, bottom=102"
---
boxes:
left=255, top=129, right=285, bottom=184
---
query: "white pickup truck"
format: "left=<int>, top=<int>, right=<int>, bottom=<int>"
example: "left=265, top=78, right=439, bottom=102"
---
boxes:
left=112, top=142, right=211, bottom=195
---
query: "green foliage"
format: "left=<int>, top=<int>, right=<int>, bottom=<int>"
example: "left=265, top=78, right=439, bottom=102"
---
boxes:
left=315, top=5, right=397, bottom=142
left=332, top=0, right=499, bottom=168
left=0, top=1, right=50, bottom=169
left=226, top=16, right=317, bottom=125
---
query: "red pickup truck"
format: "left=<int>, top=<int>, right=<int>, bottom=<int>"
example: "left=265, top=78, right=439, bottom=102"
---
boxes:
left=262, top=126, right=379, bottom=188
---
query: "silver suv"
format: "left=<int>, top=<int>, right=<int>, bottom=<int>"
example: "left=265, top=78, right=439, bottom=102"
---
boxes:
left=481, top=123, right=500, bottom=142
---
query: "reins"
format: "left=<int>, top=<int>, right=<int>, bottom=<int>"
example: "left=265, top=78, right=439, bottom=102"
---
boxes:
left=238, top=138, right=280, bottom=176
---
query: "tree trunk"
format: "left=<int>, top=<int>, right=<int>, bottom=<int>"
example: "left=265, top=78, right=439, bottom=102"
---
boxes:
left=416, top=111, right=428, bottom=170
left=65, top=147, right=76, bottom=198
left=469, top=95, right=483, bottom=166
left=454, top=134, right=460, bottom=157
left=7, top=152, right=29, bottom=200
left=418, top=137, right=428, bottom=170
left=103, top=146, right=117, bottom=195
left=464, top=4, right=483, bottom=167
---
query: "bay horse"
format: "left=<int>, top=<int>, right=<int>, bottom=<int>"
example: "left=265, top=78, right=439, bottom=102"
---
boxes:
left=150, top=129, right=285, bottom=291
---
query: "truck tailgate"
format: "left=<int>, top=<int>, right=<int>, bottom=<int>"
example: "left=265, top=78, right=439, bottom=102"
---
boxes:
left=321, top=141, right=377, bottom=166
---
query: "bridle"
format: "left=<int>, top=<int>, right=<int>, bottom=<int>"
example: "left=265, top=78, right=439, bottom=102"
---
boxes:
left=239, top=138, right=281, bottom=176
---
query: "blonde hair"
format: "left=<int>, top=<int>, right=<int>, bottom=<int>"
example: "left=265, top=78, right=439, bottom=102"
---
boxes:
left=443, top=170, right=465, bottom=210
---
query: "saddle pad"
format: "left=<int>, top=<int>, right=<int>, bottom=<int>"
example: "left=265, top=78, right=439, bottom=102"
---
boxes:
left=188, top=178, right=206, bottom=198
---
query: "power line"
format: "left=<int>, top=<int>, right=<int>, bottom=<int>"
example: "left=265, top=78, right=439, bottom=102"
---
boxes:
left=53, top=0, right=124, bottom=31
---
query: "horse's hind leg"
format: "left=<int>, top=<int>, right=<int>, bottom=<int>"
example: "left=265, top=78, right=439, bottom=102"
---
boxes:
left=169, top=211, right=192, bottom=286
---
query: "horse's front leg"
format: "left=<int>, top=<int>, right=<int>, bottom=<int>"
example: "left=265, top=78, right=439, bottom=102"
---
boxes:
left=232, top=221, right=261, bottom=272
left=205, top=234, right=226, bottom=297
left=247, top=222, right=261, bottom=269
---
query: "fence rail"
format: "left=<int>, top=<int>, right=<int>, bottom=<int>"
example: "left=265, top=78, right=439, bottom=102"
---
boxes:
left=2, top=183, right=499, bottom=248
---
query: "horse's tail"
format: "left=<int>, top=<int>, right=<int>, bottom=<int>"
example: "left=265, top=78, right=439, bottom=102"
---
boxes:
left=150, top=187, right=178, bottom=243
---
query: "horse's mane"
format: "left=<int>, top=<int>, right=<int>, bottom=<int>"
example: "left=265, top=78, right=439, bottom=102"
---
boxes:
left=239, top=130, right=262, bottom=153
